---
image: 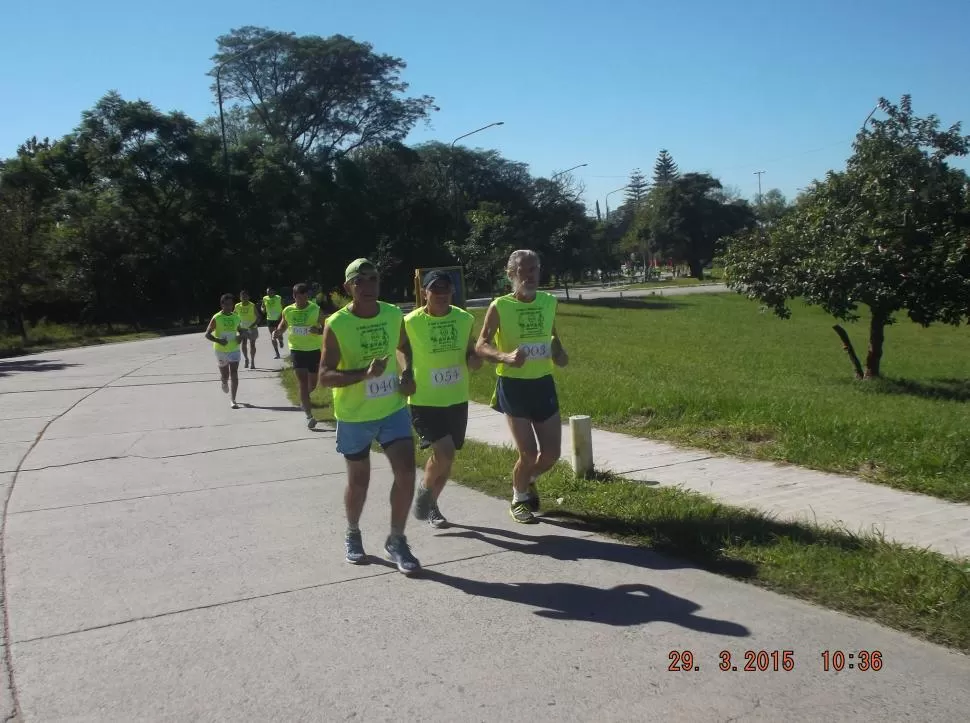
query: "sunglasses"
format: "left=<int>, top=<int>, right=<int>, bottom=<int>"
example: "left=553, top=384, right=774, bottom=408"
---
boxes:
left=427, top=282, right=451, bottom=293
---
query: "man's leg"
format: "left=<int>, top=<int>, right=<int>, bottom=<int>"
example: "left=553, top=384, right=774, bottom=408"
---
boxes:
left=294, top=365, right=317, bottom=428
left=270, top=324, right=281, bottom=358
left=506, top=415, right=539, bottom=523
left=425, top=435, right=456, bottom=501
left=345, top=456, right=370, bottom=529
left=385, top=438, right=416, bottom=534
left=343, top=452, right=370, bottom=564
left=241, top=334, right=250, bottom=368
left=531, top=411, right=562, bottom=478
left=249, top=337, right=257, bottom=368
left=228, top=361, right=240, bottom=407
left=218, top=360, right=229, bottom=394
left=383, top=436, right=420, bottom=574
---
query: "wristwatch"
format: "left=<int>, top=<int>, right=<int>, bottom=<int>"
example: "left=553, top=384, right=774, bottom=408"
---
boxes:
left=399, top=368, right=414, bottom=384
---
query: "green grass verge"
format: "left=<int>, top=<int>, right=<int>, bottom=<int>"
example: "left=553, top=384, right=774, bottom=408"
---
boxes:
left=0, top=321, right=162, bottom=357
left=278, top=367, right=970, bottom=652
left=465, top=294, right=970, bottom=502
left=436, top=442, right=970, bottom=652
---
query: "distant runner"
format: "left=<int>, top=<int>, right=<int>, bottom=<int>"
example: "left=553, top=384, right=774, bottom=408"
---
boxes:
left=405, top=269, right=480, bottom=529
left=318, top=258, right=421, bottom=575
left=274, top=283, right=323, bottom=429
left=475, top=249, right=569, bottom=523
left=261, top=287, right=284, bottom=359
left=235, top=290, right=261, bottom=369
left=205, top=293, right=242, bottom=409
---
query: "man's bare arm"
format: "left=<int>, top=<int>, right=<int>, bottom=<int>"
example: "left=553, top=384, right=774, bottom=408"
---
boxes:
left=551, top=323, right=569, bottom=367
left=474, top=304, right=510, bottom=364
left=204, top=318, right=224, bottom=345
left=317, top=325, right=373, bottom=388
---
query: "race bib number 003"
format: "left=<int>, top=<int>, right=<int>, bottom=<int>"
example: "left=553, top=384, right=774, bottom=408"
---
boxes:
left=291, top=326, right=310, bottom=336
left=431, top=366, right=462, bottom=387
left=519, top=342, right=551, bottom=360
left=365, top=373, right=399, bottom=399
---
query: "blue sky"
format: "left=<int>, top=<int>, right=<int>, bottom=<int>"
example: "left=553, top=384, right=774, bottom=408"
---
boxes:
left=3, top=0, right=969, bottom=210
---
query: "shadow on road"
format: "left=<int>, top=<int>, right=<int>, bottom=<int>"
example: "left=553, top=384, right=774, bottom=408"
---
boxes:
left=422, top=523, right=749, bottom=633
left=0, top=358, right=79, bottom=377
left=237, top=402, right=303, bottom=412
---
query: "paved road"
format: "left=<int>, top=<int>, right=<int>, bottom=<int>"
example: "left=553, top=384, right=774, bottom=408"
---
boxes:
left=1, top=336, right=968, bottom=721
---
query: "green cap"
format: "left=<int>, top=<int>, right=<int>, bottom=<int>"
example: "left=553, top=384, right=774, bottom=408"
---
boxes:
left=345, top=258, right=377, bottom=282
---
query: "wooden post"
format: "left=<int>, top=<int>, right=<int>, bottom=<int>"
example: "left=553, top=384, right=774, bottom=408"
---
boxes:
left=569, top=415, right=594, bottom=478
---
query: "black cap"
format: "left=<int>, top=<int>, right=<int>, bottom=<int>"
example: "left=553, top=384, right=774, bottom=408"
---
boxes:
left=422, top=269, right=453, bottom=289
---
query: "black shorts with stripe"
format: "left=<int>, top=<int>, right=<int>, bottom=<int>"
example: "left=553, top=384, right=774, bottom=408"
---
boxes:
left=409, top=402, right=469, bottom=450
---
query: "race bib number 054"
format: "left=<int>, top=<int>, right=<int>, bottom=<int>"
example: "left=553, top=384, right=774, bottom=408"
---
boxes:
left=519, top=342, right=551, bottom=360
left=365, top=373, right=399, bottom=399
left=431, top=366, right=462, bottom=387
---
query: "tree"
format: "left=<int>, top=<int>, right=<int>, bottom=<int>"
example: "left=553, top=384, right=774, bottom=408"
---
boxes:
left=211, top=27, right=437, bottom=162
left=653, top=149, right=679, bottom=186
left=625, top=168, right=649, bottom=207
left=0, top=140, right=58, bottom=340
left=725, top=95, right=970, bottom=379
left=650, top=173, right=756, bottom=278
left=756, top=188, right=790, bottom=226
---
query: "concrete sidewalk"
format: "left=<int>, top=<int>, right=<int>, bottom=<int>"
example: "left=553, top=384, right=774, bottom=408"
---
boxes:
left=1, top=336, right=969, bottom=721
left=466, top=404, right=970, bottom=561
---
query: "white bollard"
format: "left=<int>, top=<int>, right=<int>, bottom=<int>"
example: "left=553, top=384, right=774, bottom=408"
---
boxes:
left=569, top=415, right=594, bottom=478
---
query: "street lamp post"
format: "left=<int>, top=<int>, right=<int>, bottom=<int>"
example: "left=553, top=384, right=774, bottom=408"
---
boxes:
left=550, top=163, right=588, bottom=180
left=605, top=185, right=627, bottom=220
left=754, top=170, right=766, bottom=207
left=450, top=122, right=504, bottom=237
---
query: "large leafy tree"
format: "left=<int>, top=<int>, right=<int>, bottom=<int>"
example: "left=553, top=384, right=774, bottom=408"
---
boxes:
left=648, top=173, right=756, bottom=278
left=211, top=26, right=437, bottom=161
left=725, top=96, right=970, bottom=378
left=0, top=139, right=58, bottom=340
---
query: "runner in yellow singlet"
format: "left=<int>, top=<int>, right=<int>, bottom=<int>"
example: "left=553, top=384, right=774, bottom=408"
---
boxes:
left=476, top=249, right=570, bottom=524
left=318, top=258, right=420, bottom=574
left=234, top=290, right=261, bottom=369
left=273, top=283, right=323, bottom=429
left=405, top=269, right=481, bottom=529
left=261, top=287, right=284, bottom=359
left=204, top=293, right=243, bottom=409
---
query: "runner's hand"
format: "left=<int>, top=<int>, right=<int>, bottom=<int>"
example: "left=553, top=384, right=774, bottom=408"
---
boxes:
left=398, top=375, right=416, bottom=396
left=504, top=348, right=527, bottom=368
left=310, top=325, right=323, bottom=334
left=553, top=348, right=569, bottom=367
left=367, top=357, right=388, bottom=378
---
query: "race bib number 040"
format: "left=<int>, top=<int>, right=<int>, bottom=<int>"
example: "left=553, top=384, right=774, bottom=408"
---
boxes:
left=431, top=366, right=462, bottom=387
left=519, top=342, right=551, bottom=360
left=365, top=373, right=399, bottom=399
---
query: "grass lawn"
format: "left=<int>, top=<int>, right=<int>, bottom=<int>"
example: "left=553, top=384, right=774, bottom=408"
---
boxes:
left=279, top=364, right=970, bottom=653
left=0, top=321, right=160, bottom=357
left=465, top=293, right=970, bottom=503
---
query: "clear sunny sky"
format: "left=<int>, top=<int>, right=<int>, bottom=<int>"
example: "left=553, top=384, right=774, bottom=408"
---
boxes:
left=3, top=0, right=968, bottom=210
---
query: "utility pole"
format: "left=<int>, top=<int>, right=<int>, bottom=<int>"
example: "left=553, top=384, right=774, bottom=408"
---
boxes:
left=754, top=170, right=766, bottom=206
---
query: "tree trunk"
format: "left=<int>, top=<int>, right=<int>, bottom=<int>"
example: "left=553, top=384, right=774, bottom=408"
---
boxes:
left=865, top=310, right=888, bottom=379
left=688, top=259, right=704, bottom=280
left=832, top=325, right=864, bottom=380
left=563, top=275, right=570, bottom=301
left=14, top=310, right=28, bottom=344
